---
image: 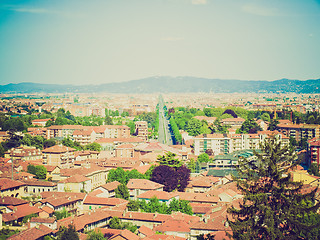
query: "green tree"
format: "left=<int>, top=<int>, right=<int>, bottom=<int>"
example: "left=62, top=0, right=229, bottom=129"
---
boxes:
left=261, top=112, right=271, bottom=122
left=185, top=118, right=202, bottom=136
left=268, top=119, right=279, bottom=131
left=54, top=208, right=71, bottom=220
left=105, top=115, right=113, bottom=125
left=35, top=165, right=47, bottom=179
left=57, top=224, right=79, bottom=240
left=107, top=167, right=128, bottom=184
left=197, top=153, right=210, bottom=163
left=308, top=163, right=320, bottom=177
left=115, top=184, right=129, bottom=200
left=187, top=159, right=196, bottom=173
left=238, top=118, right=262, bottom=134
left=127, top=200, right=140, bottom=211
left=157, top=152, right=182, bottom=168
left=86, top=230, right=107, bottom=240
left=107, top=217, right=122, bottom=229
left=84, top=142, right=101, bottom=152
left=227, top=136, right=320, bottom=240
left=196, top=233, right=215, bottom=240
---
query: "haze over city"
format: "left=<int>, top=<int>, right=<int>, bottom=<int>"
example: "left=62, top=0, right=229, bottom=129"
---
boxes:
left=1, top=0, right=320, bottom=85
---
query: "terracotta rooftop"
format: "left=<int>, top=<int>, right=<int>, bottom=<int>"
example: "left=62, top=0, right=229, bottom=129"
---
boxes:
left=84, top=196, right=129, bottom=206
left=155, top=219, right=191, bottom=233
left=7, top=224, right=52, bottom=240
left=127, top=179, right=164, bottom=190
left=109, top=229, right=140, bottom=240
left=59, top=174, right=90, bottom=183
left=137, top=190, right=178, bottom=201
left=0, top=196, right=28, bottom=206
left=2, top=204, right=42, bottom=222
left=0, top=178, right=25, bottom=191
left=99, top=181, right=121, bottom=191
left=42, top=145, right=75, bottom=153
left=30, top=217, right=56, bottom=224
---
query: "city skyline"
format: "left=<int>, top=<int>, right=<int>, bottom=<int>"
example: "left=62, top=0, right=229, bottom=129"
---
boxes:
left=0, top=0, right=320, bottom=85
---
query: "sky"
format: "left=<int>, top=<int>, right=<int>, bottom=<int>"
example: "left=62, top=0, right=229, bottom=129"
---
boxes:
left=0, top=0, right=320, bottom=85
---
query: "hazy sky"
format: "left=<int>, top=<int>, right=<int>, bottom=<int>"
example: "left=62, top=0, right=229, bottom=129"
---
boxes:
left=0, top=0, right=320, bottom=85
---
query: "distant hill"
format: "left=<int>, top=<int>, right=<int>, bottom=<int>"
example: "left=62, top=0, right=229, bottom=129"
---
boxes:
left=0, top=77, right=319, bottom=94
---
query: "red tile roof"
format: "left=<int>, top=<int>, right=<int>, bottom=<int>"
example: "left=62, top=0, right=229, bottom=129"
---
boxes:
left=0, top=178, right=25, bottom=191
left=109, top=229, right=140, bottom=240
left=2, top=204, right=42, bottom=222
left=59, top=174, right=90, bottom=183
left=137, top=190, right=178, bottom=200
left=0, top=196, right=28, bottom=206
left=83, top=196, right=129, bottom=206
left=7, top=224, right=52, bottom=240
left=99, top=181, right=121, bottom=191
left=127, top=179, right=164, bottom=190
left=42, top=145, right=75, bottom=153
left=154, top=219, right=190, bottom=233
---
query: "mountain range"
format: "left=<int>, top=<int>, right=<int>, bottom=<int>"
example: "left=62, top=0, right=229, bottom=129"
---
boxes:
left=0, top=77, right=319, bottom=94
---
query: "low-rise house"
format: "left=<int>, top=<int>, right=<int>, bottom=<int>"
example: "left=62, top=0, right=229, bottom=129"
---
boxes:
left=72, top=129, right=97, bottom=145
left=137, top=190, right=179, bottom=206
left=23, top=180, right=57, bottom=197
left=2, top=203, right=42, bottom=225
left=109, top=229, right=140, bottom=240
left=74, top=150, right=99, bottom=161
left=60, top=166, right=108, bottom=190
left=32, top=119, right=51, bottom=127
left=45, top=165, right=61, bottom=181
left=7, top=224, right=52, bottom=240
left=127, top=179, right=164, bottom=200
left=91, top=181, right=121, bottom=198
left=30, top=217, right=57, bottom=229
left=4, top=146, right=42, bottom=162
left=0, top=178, right=25, bottom=198
left=176, top=192, right=219, bottom=205
left=154, top=219, right=191, bottom=239
left=0, top=196, right=28, bottom=213
left=83, top=196, right=129, bottom=212
left=40, top=192, right=86, bottom=215
left=115, top=144, right=135, bottom=158
left=57, top=174, right=92, bottom=193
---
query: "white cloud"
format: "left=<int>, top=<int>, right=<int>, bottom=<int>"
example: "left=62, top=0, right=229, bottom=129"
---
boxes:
left=242, top=4, right=279, bottom=17
left=161, top=37, right=184, bottom=41
left=191, top=0, right=207, bottom=5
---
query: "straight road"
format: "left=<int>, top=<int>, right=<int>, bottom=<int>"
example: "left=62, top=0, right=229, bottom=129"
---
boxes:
left=158, top=96, right=173, bottom=145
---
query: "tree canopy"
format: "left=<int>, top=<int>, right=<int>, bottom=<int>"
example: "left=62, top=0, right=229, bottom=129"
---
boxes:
left=227, top=136, right=320, bottom=239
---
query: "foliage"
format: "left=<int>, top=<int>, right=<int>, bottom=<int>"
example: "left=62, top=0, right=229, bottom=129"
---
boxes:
left=27, top=164, right=47, bottom=179
left=2, top=117, right=28, bottom=132
left=187, top=158, right=196, bottom=173
left=152, top=155, right=190, bottom=192
left=43, top=138, right=56, bottom=149
left=157, top=152, right=182, bottom=168
left=115, top=184, right=130, bottom=200
left=86, top=230, right=107, bottom=240
left=185, top=118, right=202, bottom=136
left=62, top=137, right=83, bottom=151
left=238, top=118, right=262, bottom=134
left=223, top=109, right=238, bottom=118
left=128, top=197, right=193, bottom=215
left=57, top=224, right=79, bottom=240
left=197, top=153, right=210, bottom=163
left=308, top=163, right=320, bottom=177
left=22, top=213, right=38, bottom=223
left=84, top=142, right=101, bottom=152
left=107, top=168, right=147, bottom=185
left=105, top=115, right=113, bottom=125
left=227, top=136, right=320, bottom=240
left=268, top=119, right=279, bottom=131
left=169, top=117, right=182, bottom=144
left=196, top=233, right=215, bottom=240
left=261, top=112, right=271, bottom=122
left=2, top=131, right=22, bottom=151
left=21, top=134, right=44, bottom=149
left=0, top=228, right=20, bottom=240
left=54, top=208, right=71, bottom=220
left=107, top=217, right=138, bottom=233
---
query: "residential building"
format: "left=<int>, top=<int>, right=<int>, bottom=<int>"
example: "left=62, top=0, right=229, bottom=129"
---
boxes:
left=0, top=178, right=25, bottom=198
left=220, top=117, right=245, bottom=129
left=57, top=174, right=92, bottom=193
left=127, top=179, right=164, bottom=200
left=277, top=123, right=320, bottom=142
left=135, top=121, right=148, bottom=141
left=42, top=145, right=76, bottom=168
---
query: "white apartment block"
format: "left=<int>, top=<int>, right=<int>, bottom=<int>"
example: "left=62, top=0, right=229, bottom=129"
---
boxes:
left=194, top=131, right=289, bottom=156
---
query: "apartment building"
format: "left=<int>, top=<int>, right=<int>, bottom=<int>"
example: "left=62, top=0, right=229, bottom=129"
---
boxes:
left=220, top=117, right=245, bottom=130
left=42, top=145, right=76, bottom=169
left=194, top=131, right=289, bottom=156
left=135, top=121, right=148, bottom=141
left=46, top=125, right=84, bottom=140
left=307, top=138, right=320, bottom=166
left=277, top=123, right=320, bottom=142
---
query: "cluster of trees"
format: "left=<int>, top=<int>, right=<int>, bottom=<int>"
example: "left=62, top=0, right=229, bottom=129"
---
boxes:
left=151, top=152, right=190, bottom=192
left=127, top=197, right=193, bottom=215
left=227, top=136, right=320, bottom=239
left=107, top=168, right=151, bottom=185
left=107, top=217, right=138, bottom=233
left=237, top=118, right=262, bottom=134
left=169, top=117, right=182, bottom=144
left=54, top=208, right=71, bottom=220
left=27, top=164, right=47, bottom=179
left=62, top=137, right=101, bottom=152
